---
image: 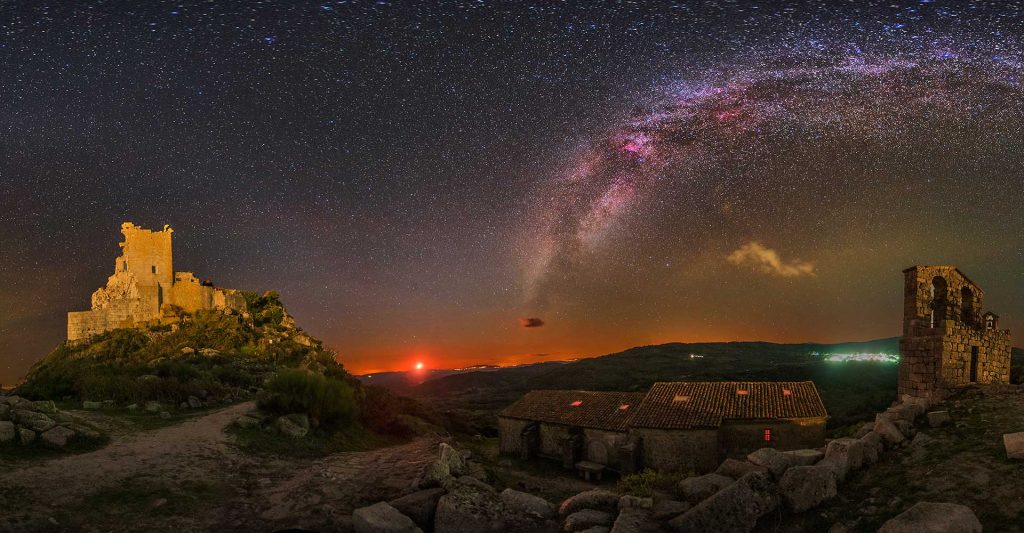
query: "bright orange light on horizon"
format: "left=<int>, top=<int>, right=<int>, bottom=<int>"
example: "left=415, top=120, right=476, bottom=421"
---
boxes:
left=415, top=362, right=424, bottom=370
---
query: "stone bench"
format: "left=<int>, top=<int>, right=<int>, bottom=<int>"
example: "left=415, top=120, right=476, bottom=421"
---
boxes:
left=575, top=460, right=606, bottom=482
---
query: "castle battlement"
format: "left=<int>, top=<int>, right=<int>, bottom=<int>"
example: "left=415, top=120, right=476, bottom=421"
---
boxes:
left=67, top=222, right=245, bottom=341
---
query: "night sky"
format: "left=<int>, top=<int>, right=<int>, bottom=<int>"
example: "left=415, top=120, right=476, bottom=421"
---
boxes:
left=2, top=1, right=1023, bottom=384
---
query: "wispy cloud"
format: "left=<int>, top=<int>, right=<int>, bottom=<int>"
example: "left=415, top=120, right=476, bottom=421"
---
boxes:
left=727, top=242, right=816, bottom=278
left=519, top=317, right=545, bottom=328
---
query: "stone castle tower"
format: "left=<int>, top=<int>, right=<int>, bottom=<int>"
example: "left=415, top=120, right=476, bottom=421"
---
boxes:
left=67, top=222, right=245, bottom=341
left=899, top=265, right=1012, bottom=401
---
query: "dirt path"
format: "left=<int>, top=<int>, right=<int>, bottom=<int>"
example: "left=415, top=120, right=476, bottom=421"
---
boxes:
left=0, top=403, right=442, bottom=532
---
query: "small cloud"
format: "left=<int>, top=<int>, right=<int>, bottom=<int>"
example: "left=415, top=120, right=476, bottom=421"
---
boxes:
left=531, top=353, right=550, bottom=358
left=727, top=242, right=816, bottom=278
left=519, top=317, right=545, bottom=328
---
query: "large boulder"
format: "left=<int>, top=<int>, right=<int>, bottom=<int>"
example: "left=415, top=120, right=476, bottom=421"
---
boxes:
left=66, top=423, right=103, bottom=441
left=17, top=426, right=36, bottom=445
left=0, top=403, right=10, bottom=421
left=564, top=509, right=613, bottom=532
left=777, top=465, right=837, bottom=513
left=234, top=415, right=260, bottom=429
left=873, top=419, right=905, bottom=446
left=559, top=490, right=621, bottom=516
left=927, top=411, right=951, bottom=428
left=13, top=410, right=57, bottom=433
left=0, top=421, right=15, bottom=443
left=746, top=448, right=792, bottom=478
left=389, top=488, right=446, bottom=529
left=353, top=501, right=423, bottom=533
left=40, top=426, right=76, bottom=448
left=678, top=473, right=734, bottom=505
left=501, top=489, right=554, bottom=520
left=618, top=495, right=653, bottom=511
left=860, top=431, right=884, bottom=454
left=33, top=400, right=57, bottom=414
left=650, top=500, right=690, bottom=521
left=823, top=438, right=866, bottom=480
left=439, top=442, right=468, bottom=476
left=1003, top=432, right=1024, bottom=460
left=877, top=502, right=982, bottom=533
left=715, top=458, right=766, bottom=479
left=668, top=471, right=778, bottom=532
left=853, top=422, right=875, bottom=438
left=412, top=459, right=453, bottom=489
left=609, top=507, right=661, bottom=533
left=783, top=449, right=824, bottom=466
left=859, top=437, right=879, bottom=465
left=275, top=414, right=310, bottom=438
left=433, top=477, right=506, bottom=533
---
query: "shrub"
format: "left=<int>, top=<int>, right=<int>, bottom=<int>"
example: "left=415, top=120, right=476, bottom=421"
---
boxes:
left=258, top=369, right=356, bottom=428
left=618, top=468, right=686, bottom=497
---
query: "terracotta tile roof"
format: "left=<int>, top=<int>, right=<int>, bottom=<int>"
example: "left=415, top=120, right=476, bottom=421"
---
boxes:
left=498, top=390, right=647, bottom=432
left=629, top=381, right=828, bottom=430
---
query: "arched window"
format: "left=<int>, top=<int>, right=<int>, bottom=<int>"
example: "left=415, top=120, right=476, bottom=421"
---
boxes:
left=961, top=287, right=974, bottom=325
left=930, top=276, right=948, bottom=328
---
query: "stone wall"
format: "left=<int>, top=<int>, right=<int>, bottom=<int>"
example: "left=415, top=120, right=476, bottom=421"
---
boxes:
left=582, top=428, right=630, bottom=470
left=718, top=417, right=826, bottom=459
left=635, top=427, right=719, bottom=473
left=497, top=417, right=531, bottom=456
left=900, top=266, right=1012, bottom=401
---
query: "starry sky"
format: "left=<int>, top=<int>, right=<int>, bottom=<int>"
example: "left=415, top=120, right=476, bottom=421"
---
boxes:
left=2, top=0, right=1023, bottom=384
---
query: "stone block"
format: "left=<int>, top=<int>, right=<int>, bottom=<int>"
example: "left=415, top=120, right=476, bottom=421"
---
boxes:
left=783, top=449, right=824, bottom=466
left=352, top=501, right=422, bottom=533
left=878, top=502, right=981, bottom=533
left=746, top=447, right=792, bottom=478
left=1003, top=432, right=1024, bottom=460
left=927, top=411, right=951, bottom=428
left=778, top=464, right=837, bottom=513
left=678, top=473, right=733, bottom=505
left=668, top=471, right=778, bottom=533
left=714, top=458, right=766, bottom=479
left=389, top=488, right=446, bottom=529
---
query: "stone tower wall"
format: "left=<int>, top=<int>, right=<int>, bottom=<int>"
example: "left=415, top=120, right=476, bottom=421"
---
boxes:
left=899, top=265, right=1011, bottom=401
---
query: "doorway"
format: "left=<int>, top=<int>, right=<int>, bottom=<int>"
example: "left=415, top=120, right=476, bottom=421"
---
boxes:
left=970, top=346, right=979, bottom=383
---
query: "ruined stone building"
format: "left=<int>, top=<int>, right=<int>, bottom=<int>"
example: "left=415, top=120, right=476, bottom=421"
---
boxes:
left=67, top=222, right=245, bottom=341
left=899, top=265, right=1012, bottom=401
left=498, top=381, right=828, bottom=474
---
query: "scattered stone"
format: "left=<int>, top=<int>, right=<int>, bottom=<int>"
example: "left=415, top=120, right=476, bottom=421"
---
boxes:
left=778, top=464, right=837, bottom=513
left=198, top=348, right=220, bottom=357
left=668, top=471, right=778, bottom=533
left=927, top=411, right=951, bottom=428
left=275, top=413, right=310, bottom=438
left=860, top=431, right=884, bottom=454
left=0, top=421, right=15, bottom=443
left=33, top=400, right=57, bottom=413
left=433, top=476, right=507, bottom=533
left=715, top=458, right=766, bottom=479
left=501, top=489, right=554, bottom=519
left=877, top=502, right=982, bottom=533
left=439, top=442, right=468, bottom=476
left=854, top=422, right=874, bottom=438
left=609, top=507, right=660, bottom=533
left=412, top=458, right=452, bottom=489
left=145, top=401, right=162, bottom=413
left=618, top=495, right=653, bottom=510
left=389, top=488, right=447, bottom=529
left=40, top=426, right=76, bottom=448
left=823, top=438, right=866, bottom=480
left=559, top=489, right=621, bottom=516
left=159, top=412, right=172, bottom=420
left=352, top=501, right=423, bottom=533
left=17, top=426, right=36, bottom=445
left=187, top=396, right=203, bottom=409
left=679, top=473, right=734, bottom=504
left=14, top=410, right=57, bottom=433
left=180, top=347, right=195, bottom=355
left=783, top=449, right=825, bottom=466
left=1003, top=432, right=1024, bottom=460
left=234, top=415, right=260, bottom=429
left=67, top=423, right=102, bottom=440
left=650, top=499, right=689, bottom=521
left=564, top=510, right=613, bottom=532
left=894, top=419, right=915, bottom=438
left=746, top=447, right=792, bottom=478
left=873, top=418, right=906, bottom=446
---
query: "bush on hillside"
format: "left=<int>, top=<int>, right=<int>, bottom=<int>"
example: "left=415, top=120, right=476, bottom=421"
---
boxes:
left=618, top=468, right=687, bottom=498
left=257, top=369, right=357, bottom=428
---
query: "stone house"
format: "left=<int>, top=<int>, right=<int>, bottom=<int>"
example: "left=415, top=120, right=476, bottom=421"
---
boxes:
left=498, top=381, right=828, bottom=474
left=67, top=222, right=245, bottom=341
left=899, top=265, right=1012, bottom=401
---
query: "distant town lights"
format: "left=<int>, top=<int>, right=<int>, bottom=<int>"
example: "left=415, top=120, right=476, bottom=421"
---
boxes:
left=818, top=352, right=900, bottom=363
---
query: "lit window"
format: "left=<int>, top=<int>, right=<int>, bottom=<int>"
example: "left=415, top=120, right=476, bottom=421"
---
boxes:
left=763, top=428, right=772, bottom=442
left=737, top=389, right=749, bottom=395
left=782, top=389, right=792, bottom=396
left=673, top=395, right=690, bottom=402
left=571, top=400, right=582, bottom=407
left=619, top=404, right=630, bottom=410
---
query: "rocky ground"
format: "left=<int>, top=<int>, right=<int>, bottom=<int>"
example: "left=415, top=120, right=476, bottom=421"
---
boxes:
left=0, top=401, right=443, bottom=532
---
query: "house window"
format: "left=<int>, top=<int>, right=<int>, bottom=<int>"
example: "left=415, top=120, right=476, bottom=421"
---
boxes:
left=152, top=265, right=158, bottom=274
left=619, top=404, right=630, bottom=410
left=736, top=389, right=749, bottom=395
left=763, top=428, right=772, bottom=442
left=782, top=389, right=792, bottom=396
left=672, top=394, right=690, bottom=402
left=570, top=400, right=582, bottom=407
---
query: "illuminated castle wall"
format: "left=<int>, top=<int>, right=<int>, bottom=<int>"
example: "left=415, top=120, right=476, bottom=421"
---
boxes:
left=899, top=265, right=1011, bottom=401
left=67, top=222, right=245, bottom=341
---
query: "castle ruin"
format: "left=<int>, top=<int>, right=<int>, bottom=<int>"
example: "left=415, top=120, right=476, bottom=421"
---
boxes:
left=899, top=265, right=1012, bottom=401
left=67, top=222, right=245, bottom=341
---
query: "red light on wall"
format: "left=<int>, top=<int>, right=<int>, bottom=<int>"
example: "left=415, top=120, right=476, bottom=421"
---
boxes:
left=736, top=389, right=749, bottom=395
left=782, top=389, right=792, bottom=396
left=763, top=428, right=772, bottom=442
left=619, top=404, right=630, bottom=410
left=571, top=400, right=582, bottom=407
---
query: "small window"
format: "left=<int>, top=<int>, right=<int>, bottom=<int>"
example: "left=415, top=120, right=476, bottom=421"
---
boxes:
left=736, top=389, right=749, bottom=396
left=151, top=265, right=157, bottom=274
left=619, top=404, right=630, bottom=410
left=763, top=428, right=772, bottom=442
left=672, top=395, right=690, bottom=402
left=782, top=389, right=792, bottom=396
left=570, top=400, right=582, bottom=407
